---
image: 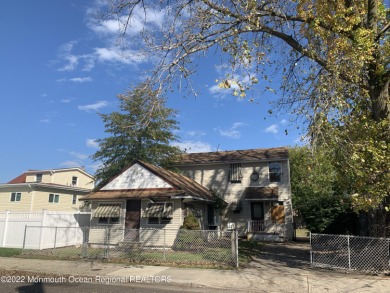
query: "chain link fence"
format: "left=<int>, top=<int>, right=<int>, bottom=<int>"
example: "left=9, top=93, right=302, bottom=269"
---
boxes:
left=22, top=226, right=238, bottom=267
left=311, top=233, right=390, bottom=274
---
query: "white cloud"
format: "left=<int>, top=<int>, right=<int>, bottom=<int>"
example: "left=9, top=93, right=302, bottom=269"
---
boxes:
left=61, top=99, right=72, bottom=103
left=265, top=124, right=279, bottom=134
left=86, top=139, right=99, bottom=149
left=280, top=119, right=288, bottom=125
left=86, top=162, right=101, bottom=173
left=78, top=101, right=108, bottom=112
left=60, top=161, right=81, bottom=168
left=88, top=7, right=165, bottom=37
left=186, top=130, right=206, bottom=138
left=68, top=77, right=93, bottom=83
left=216, top=122, right=246, bottom=139
left=70, top=151, right=88, bottom=160
left=57, top=41, right=79, bottom=72
left=94, top=47, right=146, bottom=65
left=40, top=119, right=50, bottom=123
left=55, top=41, right=96, bottom=72
left=174, top=141, right=212, bottom=153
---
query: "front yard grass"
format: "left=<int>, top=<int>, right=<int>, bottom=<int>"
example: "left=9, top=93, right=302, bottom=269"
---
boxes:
left=7, top=240, right=263, bottom=269
left=0, top=248, right=23, bottom=257
left=238, top=239, right=263, bottom=264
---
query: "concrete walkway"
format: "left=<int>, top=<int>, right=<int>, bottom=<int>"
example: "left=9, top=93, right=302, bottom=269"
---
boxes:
left=0, top=256, right=389, bottom=292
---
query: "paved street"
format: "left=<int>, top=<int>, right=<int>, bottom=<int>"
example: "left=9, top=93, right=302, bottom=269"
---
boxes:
left=1, top=280, right=229, bottom=293
left=1, top=242, right=390, bottom=292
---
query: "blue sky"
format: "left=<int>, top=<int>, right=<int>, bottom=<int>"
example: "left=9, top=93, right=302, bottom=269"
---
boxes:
left=0, top=1, right=303, bottom=183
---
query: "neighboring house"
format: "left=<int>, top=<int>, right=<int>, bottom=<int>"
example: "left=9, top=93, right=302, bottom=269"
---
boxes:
left=174, top=147, right=293, bottom=241
left=80, top=160, right=214, bottom=246
left=0, top=168, right=94, bottom=212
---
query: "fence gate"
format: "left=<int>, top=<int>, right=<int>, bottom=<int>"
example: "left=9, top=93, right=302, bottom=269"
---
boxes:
left=311, top=233, right=390, bottom=274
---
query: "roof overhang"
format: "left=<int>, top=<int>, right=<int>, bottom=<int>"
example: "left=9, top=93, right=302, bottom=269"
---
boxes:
left=81, top=189, right=215, bottom=203
left=0, top=183, right=92, bottom=193
left=243, top=187, right=279, bottom=201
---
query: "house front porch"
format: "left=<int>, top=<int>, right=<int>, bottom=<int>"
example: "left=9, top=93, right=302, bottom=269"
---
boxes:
left=247, top=220, right=285, bottom=242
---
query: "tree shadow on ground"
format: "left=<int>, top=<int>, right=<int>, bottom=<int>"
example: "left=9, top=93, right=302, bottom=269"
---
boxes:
left=240, top=240, right=311, bottom=269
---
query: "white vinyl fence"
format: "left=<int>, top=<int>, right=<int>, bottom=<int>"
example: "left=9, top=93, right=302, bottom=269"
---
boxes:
left=0, top=211, right=91, bottom=249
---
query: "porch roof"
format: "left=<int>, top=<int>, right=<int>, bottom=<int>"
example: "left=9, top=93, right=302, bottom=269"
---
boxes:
left=81, top=189, right=186, bottom=200
left=243, top=187, right=278, bottom=201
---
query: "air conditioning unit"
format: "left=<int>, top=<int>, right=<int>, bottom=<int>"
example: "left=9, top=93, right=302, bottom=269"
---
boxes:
left=227, top=222, right=236, bottom=230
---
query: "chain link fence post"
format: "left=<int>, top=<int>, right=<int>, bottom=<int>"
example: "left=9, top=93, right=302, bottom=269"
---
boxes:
left=163, top=229, right=166, bottom=261
left=235, top=229, right=239, bottom=268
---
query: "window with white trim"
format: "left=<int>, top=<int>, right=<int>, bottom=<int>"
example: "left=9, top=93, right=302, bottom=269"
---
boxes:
left=10, top=192, right=21, bottom=202
left=72, top=176, right=78, bottom=186
left=269, top=162, right=282, bottom=182
left=72, top=194, right=77, bottom=205
left=49, top=194, right=59, bottom=203
left=36, top=174, right=42, bottom=182
left=145, top=202, right=173, bottom=225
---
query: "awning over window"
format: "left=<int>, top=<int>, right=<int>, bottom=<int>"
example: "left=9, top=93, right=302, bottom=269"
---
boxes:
left=144, top=203, right=173, bottom=218
left=144, top=203, right=164, bottom=217
left=243, top=187, right=279, bottom=201
left=94, top=204, right=121, bottom=218
left=162, top=203, right=173, bottom=218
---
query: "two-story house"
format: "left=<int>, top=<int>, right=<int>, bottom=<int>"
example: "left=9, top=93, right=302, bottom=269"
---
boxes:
left=0, top=168, right=95, bottom=212
left=174, top=147, right=293, bottom=241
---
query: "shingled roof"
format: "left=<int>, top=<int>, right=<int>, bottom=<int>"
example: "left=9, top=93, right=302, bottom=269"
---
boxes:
left=82, top=160, right=214, bottom=202
left=7, top=173, right=27, bottom=184
left=174, top=147, right=288, bottom=165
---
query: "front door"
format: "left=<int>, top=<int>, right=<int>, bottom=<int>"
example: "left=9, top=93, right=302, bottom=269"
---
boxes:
left=250, top=202, right=265, bottom=232
left=125, top=200, right=141, bottom=240
left=251, top=202, right=264, bottom=220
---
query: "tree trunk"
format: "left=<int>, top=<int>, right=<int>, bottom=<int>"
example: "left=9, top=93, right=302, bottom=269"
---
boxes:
left=369, top=77, right=390, bottom=125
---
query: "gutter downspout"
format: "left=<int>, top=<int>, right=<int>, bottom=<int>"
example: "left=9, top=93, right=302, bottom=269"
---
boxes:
left=28, top=184, right=34, bottom=212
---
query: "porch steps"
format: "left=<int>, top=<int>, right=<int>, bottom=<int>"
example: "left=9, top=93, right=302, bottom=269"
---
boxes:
left=247, top=232, right=284, bottom=242
left=118, top=241, right=142, bottom=249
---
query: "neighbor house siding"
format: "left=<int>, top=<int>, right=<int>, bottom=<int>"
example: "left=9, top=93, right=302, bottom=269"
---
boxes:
left=25, top=173, right=51, bottom=183
left=51, top=170, right=94, bottom=189
left=31, top=190, right=84, bottom=211
left=25, top=170, right=94, bottom=189
left=0, top=188, right=33, bottom=211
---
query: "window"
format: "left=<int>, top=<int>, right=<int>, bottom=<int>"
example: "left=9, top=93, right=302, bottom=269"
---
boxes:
left=229, top=163, right=242, bottom=183
left=72, top=176, right=78, bottom=186
left=36, top=174, right=42, bottom=182
left=98, top=217, right=120, bottom=224
left=49, top=194, right=59, bottom=203
left=72, top=195, right=77, bottom=205
left=145, top=202, right=173, bottom=225
left=95, top=204, right=121, bottom=225
left=269, top=162, right=282, bottom=182
left=10, top=192, right=21, bottom=202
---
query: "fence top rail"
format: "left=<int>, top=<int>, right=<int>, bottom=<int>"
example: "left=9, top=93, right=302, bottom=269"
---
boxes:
left=311, top=233, right=390, bottom=241
left=26, top=226, right=89, bottom=229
